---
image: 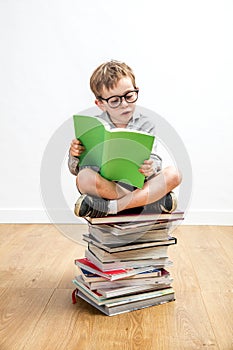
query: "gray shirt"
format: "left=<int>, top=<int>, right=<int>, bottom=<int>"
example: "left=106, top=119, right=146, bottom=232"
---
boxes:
left=68, top=110, right=162, bottom=176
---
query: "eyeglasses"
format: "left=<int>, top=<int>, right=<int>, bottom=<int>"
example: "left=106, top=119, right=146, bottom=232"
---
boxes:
left=97, top=89, right=139, bottom=109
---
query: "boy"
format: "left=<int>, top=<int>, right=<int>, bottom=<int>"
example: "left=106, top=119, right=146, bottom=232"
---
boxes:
left=69, top=60, right=182, bottom=218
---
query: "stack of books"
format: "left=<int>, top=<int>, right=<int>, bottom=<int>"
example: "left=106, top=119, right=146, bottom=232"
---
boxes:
left=72, top=210, right=183, bottom=316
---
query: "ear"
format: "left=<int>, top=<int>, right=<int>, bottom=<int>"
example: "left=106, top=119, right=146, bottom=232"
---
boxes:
left=95, top=98, right=106, bottom=112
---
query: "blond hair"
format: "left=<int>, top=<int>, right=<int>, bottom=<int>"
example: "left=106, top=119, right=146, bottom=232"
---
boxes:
left=90, top=60, right=137, bottom=97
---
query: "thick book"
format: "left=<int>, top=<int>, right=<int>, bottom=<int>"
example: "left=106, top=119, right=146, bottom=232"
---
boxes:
left=87, top=243, right=169, bottom=262
left=73, top=114, right=155, bottom=188
left=74, top=258, right=157, bottom=281
left=110, top=219, right=178, bottom=232
left=74, top=274, right=172, bottom=299
left=85, top=249, right=172, bottom=271
left=75, top=288, right=175, bottom=316
left=88, top=220, right=173, bottom=235
left=80, top=270, right=172, bottom=291
left=84, top=210, right=184, bottom=225
left=79, top=267, right=163, bottom=283
left=97, top=282, right=172, bottom=298
left=83, top=234, right=177, bottom=253
left=73, top=275, right=174, bottom=306
left=87, top=226, right=171, bottom=246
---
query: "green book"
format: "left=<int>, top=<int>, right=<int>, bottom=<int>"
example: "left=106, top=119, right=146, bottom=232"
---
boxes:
left=73, top=115, right=155, bottom=189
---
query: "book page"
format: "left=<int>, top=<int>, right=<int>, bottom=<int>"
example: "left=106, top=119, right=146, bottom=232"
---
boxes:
left=73, top=115, right=106, bottom=167
left=100, top=130, right=155, bottom=188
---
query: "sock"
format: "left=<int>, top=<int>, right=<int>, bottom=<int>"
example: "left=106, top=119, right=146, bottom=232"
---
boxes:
left=107, top=200, right=118, bottom=215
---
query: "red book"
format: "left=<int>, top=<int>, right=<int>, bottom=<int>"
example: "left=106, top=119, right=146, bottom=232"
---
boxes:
left=74, top=258, right=156, bottom=281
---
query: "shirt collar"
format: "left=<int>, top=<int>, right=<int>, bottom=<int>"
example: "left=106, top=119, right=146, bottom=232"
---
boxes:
left=101, top=110, right=141, bottom=128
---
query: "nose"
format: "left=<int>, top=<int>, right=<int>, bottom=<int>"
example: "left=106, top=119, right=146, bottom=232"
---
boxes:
left=121, top=97, right=129, bottom=106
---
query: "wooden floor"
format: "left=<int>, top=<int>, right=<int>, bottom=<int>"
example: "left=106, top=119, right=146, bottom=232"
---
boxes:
left=0, top=224, right=232, bottom=350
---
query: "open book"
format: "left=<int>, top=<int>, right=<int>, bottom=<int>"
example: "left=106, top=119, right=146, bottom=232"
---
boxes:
left=73, top=115, right=155, bottom=188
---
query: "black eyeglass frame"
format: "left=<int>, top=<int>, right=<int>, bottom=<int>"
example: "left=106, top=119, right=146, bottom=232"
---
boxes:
left=97, top=89, right=139, bottom=109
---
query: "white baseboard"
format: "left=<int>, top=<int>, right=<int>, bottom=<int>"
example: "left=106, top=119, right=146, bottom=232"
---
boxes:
left=184, top=210, right=233, bottom=225
left=0, top=209, right=84, bottom=224
left=0, top=209, right=232, bottom=225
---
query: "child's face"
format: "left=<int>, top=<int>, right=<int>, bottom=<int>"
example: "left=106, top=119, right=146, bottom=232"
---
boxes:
left=95, top=77, right=138, bottom=126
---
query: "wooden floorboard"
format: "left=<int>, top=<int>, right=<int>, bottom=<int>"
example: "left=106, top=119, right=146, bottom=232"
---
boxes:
left=0, top=224, right=232, bottom=350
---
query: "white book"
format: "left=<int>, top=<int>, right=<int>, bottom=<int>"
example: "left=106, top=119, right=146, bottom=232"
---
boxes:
left=85, top=249, right=172, bottom=271
left=88, top=243, right=169, bottom=263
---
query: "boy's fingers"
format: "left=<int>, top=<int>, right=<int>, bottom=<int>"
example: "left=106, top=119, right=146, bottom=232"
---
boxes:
left=71, top=139, right=81, bottom=146
left=143, top=159, right=153, bottom=165
left=70, top=139, right=85, bottom=157
left=71, top=140, right=84, bottom=151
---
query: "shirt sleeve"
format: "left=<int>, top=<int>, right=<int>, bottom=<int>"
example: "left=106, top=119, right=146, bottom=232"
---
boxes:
left=68, top=152, right=79, bottom=176
left=151, top=153, right=162, bottom=173
left=148, top=124, right=162, bottom=173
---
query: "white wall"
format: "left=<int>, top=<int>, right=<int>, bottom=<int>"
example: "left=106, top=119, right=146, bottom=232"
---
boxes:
left=0, top=0, right=233, bottom=225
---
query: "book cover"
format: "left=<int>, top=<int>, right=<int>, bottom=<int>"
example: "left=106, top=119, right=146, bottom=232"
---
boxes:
left=73, top=275, right=174, bottom=306
left=74, top=258, right=157, bottom=281
left=97, top=282, right=172, bottom=299
left=85, top=210, right=184, bottom=225
left=110, top=220, right=174, bottom=232
left=74, top=258, right=130, bottom=280
left=87, top=226, right=171, bottom=245
left=77, top=289, right=175, bottom=316
left=73, top=114, right=155, bottom=188
left=88, top=220, right=173, bottom=236
left=79, top=267, right=163, bottom=283
left=81, top=270, right=171, bottom=290
left=85, top=249, right=172, bottom=271
left=83, top=234, right=177, bottom=253
left=87, top=243, right=169, bottom=262
left=78, top=267, right=108, bottom=282
left=75, top=287, right=175, bottom=316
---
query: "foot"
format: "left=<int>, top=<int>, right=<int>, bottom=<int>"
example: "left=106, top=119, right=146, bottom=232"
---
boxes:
left=144, top=191, right=177, bottom=214
left=74, top=194, right=109, bottom=218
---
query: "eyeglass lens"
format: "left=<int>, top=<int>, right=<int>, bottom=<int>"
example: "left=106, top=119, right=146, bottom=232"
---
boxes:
left=108, top=91, right=138, bottom=108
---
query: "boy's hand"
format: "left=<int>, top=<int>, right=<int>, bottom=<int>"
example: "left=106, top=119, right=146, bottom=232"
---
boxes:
left=70, top=139, right=85, bottom=157
left=139, top=159, right=155, bottom=178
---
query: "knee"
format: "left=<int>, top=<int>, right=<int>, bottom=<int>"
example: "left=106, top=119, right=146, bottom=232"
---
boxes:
left=164, top=166, right=182, bottom=188
left=76, top=168, right=95, bottom=194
